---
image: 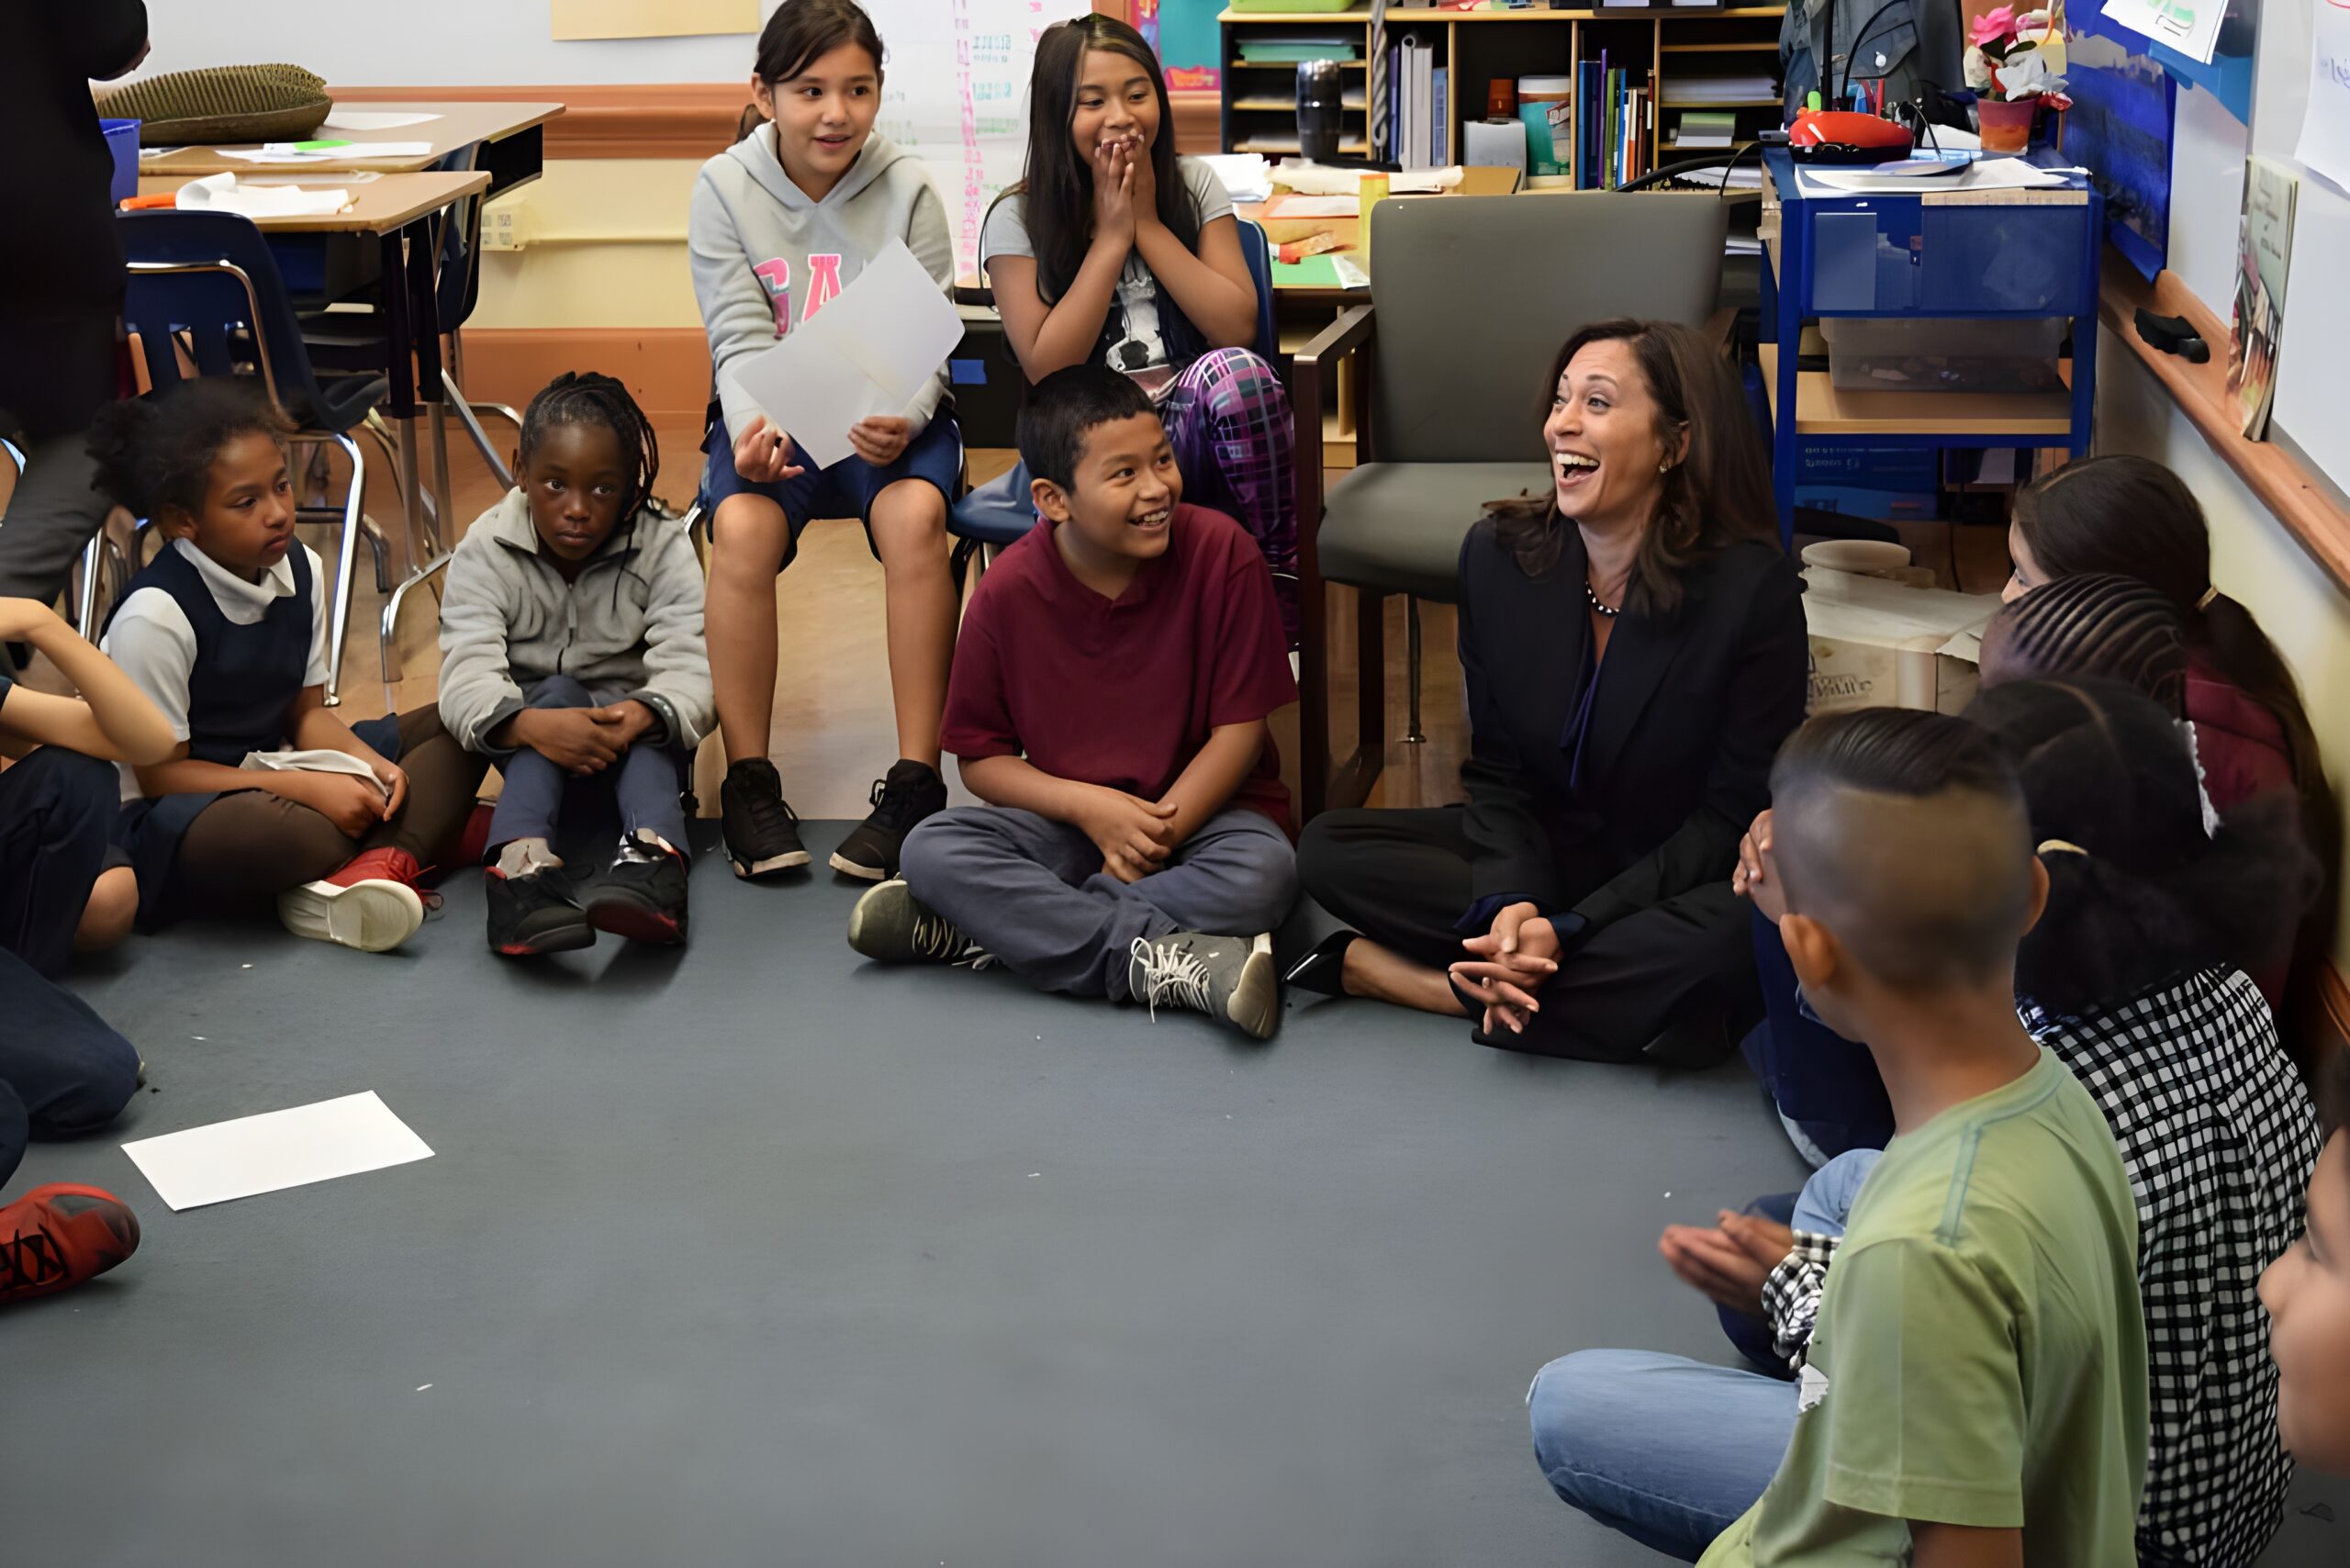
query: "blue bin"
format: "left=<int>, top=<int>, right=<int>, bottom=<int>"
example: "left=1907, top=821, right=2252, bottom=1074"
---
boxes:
left=101, top=118, right=141, bottom=207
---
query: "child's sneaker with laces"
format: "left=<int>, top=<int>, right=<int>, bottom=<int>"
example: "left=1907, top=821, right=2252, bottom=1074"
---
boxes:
left=846, top=879, right=992, bottom=968
left=581, top=831, right=689, bottom=946
left=484, top=864, right=594, bottom=957
left=721, top=757, right=810, bottom=879
left=277, top=846, right=428, bottom=952
left=1126, top=931, right=1280, bottom=1040
left=830, top=758, right=948, bottom=881
left=0, top=1183, right=140, bottom=1305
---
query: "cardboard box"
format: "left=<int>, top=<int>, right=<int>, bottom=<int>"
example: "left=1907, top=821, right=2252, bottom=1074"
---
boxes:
left=1802, top=567, right=2001, bottom=716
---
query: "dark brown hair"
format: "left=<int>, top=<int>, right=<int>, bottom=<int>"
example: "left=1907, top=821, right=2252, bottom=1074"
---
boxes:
left=752, top=0, right=884, bottom=90
left=2012, top=453, right=2338, bottom=975
left=1003, top=14, right=1203, bottom=358
left=86, top=377, right=295, bottom=521
left=1490, top=319, right=1776, bottom=617
left=1979, top=572, right=2188, bottom=717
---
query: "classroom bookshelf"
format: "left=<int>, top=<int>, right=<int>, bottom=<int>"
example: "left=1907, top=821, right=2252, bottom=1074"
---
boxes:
left=1215, top=6, right=1786, bottom=174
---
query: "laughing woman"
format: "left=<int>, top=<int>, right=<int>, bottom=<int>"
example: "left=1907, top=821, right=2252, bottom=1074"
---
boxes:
left=1290, top=319, right=1809, bottom=1062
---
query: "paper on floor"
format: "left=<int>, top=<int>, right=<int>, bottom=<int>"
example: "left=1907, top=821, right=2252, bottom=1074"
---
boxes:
left=122, top=1091, right=432, bottom=1211
left=320, top=110, right=442, bottom=131
left=721, top=239, right=963, bottom=470
left=176, top=174, right=352, bottom=217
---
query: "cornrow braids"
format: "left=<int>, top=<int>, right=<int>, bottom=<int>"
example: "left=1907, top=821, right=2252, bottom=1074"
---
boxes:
left=1980, top=572, right=2188, bottom=718
left=517, top=371, right=661, bottom=521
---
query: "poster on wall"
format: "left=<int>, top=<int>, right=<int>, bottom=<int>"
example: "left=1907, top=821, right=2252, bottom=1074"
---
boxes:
left=878, top=0, right=1091, bottom=279
left=2296, top=0, right=2350, bottom=192
left=549, top=0, right=757, bottom=41
left=2227, top=155, right=2297, bottom=440
left=2062, top=6, right=2179, bottom=277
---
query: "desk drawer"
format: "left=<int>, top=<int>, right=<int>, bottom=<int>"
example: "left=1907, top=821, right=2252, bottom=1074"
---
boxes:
left=1804, top=199, right=2094, bottom=316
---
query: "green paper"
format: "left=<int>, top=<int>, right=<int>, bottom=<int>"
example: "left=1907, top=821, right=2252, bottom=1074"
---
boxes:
left=1270, top=255, right=1342, bottom=288
left=293, top=140, right=353, bottom=151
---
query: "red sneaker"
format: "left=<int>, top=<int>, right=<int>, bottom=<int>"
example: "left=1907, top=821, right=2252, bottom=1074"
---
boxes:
left=0, top=1183, right=140, bottom=1305
left=277, top=846, right=428, bottom=952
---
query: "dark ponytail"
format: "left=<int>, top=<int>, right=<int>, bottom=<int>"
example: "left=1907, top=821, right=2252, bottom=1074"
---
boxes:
left=1965, top=678, right=2318, bottom=1017
left=86, top=378, right=295, bottom=521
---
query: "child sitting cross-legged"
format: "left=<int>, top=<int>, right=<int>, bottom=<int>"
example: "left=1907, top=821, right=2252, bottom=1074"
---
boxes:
left=438, top=373, right=712, bottom=956
left=89, top=380, right=487, bottom=952
left=1534, top=707, right=2150, bottom=1565
left=845, top=364, right=1298, bottom=1038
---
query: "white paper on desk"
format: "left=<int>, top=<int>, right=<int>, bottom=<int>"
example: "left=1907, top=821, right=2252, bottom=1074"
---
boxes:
left=1197, top=152, right=1273, bottom=202
left=1266, top=194, right=1362, bottom=218
left=321, top=110, right=442, bottom=131
left=176, top=174, right=352, bottom=217
left=1273, top=159, right=1462, bottom=196
left=218, top=147, right=338, bottom=164
left=2099, top=0, right=2224, bottom=64
left=1800, top=159, right=2072, bottom=195
left=721, top=239, right=961, bottom=470
left=122, top=1092, right=432, bottom=1211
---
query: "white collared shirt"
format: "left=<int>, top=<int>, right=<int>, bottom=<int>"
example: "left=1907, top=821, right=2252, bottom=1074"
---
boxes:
left=100, top=539, right=330, bottom=802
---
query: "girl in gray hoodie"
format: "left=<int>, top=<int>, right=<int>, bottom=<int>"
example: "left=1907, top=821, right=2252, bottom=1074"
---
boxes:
left=688, top=0, right=960, bottom=889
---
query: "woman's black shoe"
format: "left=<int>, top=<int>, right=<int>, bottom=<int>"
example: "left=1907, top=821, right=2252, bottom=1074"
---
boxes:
left=1281, top=929, right=1359, bottom=996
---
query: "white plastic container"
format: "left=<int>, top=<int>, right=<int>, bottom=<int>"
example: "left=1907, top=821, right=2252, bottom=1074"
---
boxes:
left=1818, top=316, right=2067, bottom=394
left=1517, top=76, right=1573, bottom=176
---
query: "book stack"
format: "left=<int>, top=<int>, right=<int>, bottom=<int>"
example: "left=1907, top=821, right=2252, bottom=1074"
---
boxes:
left=1674, top=110, right=1738, bottom=150
left=1574, top=58, right=1656, bottom=188
left=1387, top=33, right=1449, bottom=168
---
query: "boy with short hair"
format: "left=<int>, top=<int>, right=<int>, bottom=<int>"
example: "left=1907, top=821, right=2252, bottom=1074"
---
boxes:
left=1531, top=708, right=2148, bottom=1566
left=845, top=364, right=1297, bottom=1038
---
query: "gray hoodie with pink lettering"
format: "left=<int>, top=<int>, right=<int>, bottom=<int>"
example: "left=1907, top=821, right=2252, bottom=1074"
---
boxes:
left=688, top=122, right=954, bottom=448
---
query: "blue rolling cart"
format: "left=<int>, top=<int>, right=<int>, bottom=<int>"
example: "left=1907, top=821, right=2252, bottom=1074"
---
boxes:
left=1759, top=146, right=2103, bottom=543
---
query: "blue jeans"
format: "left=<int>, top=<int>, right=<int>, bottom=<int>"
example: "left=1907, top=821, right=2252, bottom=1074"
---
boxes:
left=1528, top=1149, right=1881, bottom=1561
left=485, top=675, right=689, bottom=855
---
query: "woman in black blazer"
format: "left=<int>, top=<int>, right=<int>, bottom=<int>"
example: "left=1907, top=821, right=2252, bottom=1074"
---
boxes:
left=1292, top=319, right=1809, bottom=1061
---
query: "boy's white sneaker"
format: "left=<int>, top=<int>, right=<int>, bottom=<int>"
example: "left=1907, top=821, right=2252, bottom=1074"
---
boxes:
left=276, top=847, right=428, bottom=953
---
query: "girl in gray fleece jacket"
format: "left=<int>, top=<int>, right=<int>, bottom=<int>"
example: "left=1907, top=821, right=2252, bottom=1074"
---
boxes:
left=439, top=374, right=714, bottom=958
left=689, top=0, right=959, bottom=889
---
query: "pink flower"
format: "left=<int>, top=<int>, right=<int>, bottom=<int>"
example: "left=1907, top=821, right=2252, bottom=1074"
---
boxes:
left=1970, top=5, right=2020, bottom=47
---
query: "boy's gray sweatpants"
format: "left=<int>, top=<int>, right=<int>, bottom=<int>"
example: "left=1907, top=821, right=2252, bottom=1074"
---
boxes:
left=899, top=804, right=1297, bottom=1002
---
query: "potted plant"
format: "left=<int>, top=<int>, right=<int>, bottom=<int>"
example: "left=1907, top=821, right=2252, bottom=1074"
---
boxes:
left=1964, top=6, right=2072, bottom=152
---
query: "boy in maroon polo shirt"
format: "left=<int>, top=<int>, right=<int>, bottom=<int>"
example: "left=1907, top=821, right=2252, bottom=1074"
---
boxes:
left=845, top=365, right=1299, bottom=1038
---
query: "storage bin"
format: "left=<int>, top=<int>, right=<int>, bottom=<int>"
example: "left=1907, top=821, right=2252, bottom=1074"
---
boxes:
left=1818, top=315, right=2066, bottom=394
left=101, top=118, right=141, bottom=208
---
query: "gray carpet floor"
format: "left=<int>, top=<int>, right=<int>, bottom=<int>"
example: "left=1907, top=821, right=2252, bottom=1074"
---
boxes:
left=9, top=822, right=2345, bottom=1566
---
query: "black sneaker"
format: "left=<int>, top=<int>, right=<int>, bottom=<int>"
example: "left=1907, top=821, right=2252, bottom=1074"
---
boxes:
left=580, top=833, right=689, bottom=946
left=485, top=866, right=594, bottom=958
left=846, top=879, right=991, bottom=967
left=721, top=757, right=810, bottom=879
left=1125, top=931, right=1280, bottom=1040
left=830, top=759, right=948, bottom=880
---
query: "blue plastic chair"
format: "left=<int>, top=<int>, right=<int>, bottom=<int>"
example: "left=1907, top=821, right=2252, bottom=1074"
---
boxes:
left=113, top=209, right=392, bottom=705
left=946, top=216, right=1283, bottom=566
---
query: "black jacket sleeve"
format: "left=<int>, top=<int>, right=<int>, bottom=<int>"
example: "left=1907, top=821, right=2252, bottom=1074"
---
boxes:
left=1562, top=555, right=1808, bottom=942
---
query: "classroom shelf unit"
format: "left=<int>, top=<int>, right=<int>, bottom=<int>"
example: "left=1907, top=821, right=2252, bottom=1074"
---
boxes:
left=1215, top=6, right=1786, bottom=174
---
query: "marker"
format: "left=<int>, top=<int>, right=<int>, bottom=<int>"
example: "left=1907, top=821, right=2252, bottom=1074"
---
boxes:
left=1807, top=90, right=1823, bottom=111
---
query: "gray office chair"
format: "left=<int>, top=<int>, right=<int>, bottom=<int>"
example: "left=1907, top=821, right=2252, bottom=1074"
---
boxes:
left=1291, top=191, right=1730, bottom=817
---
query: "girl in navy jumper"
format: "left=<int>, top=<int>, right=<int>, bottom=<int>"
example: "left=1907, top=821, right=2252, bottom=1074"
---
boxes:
left=88, top=380, right=487, bottom=952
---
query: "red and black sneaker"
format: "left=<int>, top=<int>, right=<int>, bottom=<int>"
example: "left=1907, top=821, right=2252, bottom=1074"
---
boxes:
left=580, top=832, right=689, bottom=946
left=277, top=846, right=428, bottom=953
left=0, top=1183, right=140, bottom=1306
left=485, top=865, right=595, bottom=958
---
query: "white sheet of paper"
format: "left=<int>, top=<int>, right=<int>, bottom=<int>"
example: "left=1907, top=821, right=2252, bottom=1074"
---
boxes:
left=721, top=239, right=961, bottom=470
left=320, top=110, right=442, bottom=131
left=2100, top=0, right=2225, bottom=63
left=122, top=1092, right=432, bottom=1212
left=219, top=147, right=337, bottom=164
left=2296, top=1, right=2350, bottom=193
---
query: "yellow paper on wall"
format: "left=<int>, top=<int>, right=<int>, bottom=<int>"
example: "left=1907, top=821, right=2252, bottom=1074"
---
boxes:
left=551, top=0, right=757, bottom=41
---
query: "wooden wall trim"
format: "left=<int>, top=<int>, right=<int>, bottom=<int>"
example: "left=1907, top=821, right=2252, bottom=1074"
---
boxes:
left=331, top=79, right=1218, bottom=162
left=460, top=326, right=712, bottom=435
left=2098, top=255, right=2350, bottom=596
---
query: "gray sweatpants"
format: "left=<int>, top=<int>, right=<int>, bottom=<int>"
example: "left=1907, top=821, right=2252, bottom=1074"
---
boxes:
left=900, top=804, right=1298, bottom=1002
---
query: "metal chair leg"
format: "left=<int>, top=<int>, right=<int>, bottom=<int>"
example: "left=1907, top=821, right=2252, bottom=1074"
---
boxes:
left=75, top=533, right=106, bottom=642
left=378, top=553, right=451, bottom=690
left=1404, top=595, right=1426, bottom=745
left=441, top=369, right=518, bottom=489
left=323, top=432, right=368, bottom=708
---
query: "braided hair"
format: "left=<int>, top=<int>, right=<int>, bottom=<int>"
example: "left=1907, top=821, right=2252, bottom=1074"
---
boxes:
left=517, top=372, right=660, bottom=521
left=1979, top=573, right=2188, bottom=717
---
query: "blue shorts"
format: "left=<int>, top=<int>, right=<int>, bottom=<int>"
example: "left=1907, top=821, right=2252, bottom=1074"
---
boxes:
left=699, top=409, right=962, bottom=559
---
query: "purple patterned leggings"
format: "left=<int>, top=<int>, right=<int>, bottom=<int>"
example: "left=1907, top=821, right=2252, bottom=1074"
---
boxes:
left=1160, top=347, right=1299, bottom=644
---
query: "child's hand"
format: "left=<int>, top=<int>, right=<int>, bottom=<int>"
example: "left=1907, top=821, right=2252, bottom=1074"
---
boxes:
left=368, top=756, right=408, bottom=819
left=594, top=700, right=658, bottom=751
left=1658, top=1215, right=1777, bottom=1315
left=1733, top=809, right=1786, bottom=923
left=1076, top=785, right=1176, bottom=880
left=1091, top=137, right=1137, bottom=251
left=846, top=416, right=911, bottom=467
left=512, top=708, right=626, bottom=775
left=731, top=416, right=807, bottom=485
left=278, top=770, right=390, bottom=838
left=1124, top=138, right=1158, bottom=223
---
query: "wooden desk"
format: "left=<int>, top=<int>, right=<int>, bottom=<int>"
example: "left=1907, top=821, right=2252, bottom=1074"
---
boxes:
left=132, top=170, right=492, bottom=612
left=142, top=102, right=562, bottom=196
left=1246, top=163, right=1525, bottom=296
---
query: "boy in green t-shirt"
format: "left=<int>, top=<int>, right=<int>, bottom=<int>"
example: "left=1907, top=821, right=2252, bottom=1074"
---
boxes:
left=1705, top=708, right=2146, bottom=1565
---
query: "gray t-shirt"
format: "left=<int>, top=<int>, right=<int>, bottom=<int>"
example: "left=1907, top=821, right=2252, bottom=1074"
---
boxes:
left=979, top=155, right=1235, bottom=393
